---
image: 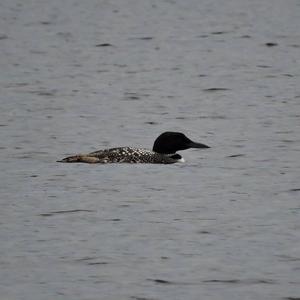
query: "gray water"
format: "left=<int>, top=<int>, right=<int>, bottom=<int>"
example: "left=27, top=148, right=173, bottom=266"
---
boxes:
left=1, top=0, right=300, bottom=299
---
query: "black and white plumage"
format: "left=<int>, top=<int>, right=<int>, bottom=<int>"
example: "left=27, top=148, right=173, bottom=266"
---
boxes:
left=58, top=132, right=210, bottom=164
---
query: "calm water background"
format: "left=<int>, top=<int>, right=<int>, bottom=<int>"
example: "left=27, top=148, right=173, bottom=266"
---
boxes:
left=1, top=0, right=300, bottom=299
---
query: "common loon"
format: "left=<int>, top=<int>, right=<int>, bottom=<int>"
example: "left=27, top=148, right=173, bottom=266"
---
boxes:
left=58, top=132, right=210, bottom=164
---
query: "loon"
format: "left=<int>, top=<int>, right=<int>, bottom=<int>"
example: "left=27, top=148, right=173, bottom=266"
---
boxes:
left=58, top=132, right=210, bottom=164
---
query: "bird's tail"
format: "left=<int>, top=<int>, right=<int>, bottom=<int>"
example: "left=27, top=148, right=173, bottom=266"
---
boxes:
left=57, top=155, right=100, bottom=163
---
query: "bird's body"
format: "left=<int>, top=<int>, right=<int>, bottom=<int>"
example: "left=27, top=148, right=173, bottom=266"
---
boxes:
left=60, top=147, right=182, bottom=164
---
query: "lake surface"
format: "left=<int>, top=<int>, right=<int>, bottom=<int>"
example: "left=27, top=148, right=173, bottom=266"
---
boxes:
left=1, top=0, right=300, bottom=299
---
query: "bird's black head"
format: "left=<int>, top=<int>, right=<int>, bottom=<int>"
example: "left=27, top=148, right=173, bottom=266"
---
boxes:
left=152, top=132, right=210, bottom=154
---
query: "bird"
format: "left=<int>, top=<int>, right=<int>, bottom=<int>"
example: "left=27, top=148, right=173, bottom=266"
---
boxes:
left=58, top=131, right=210, bottom=164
